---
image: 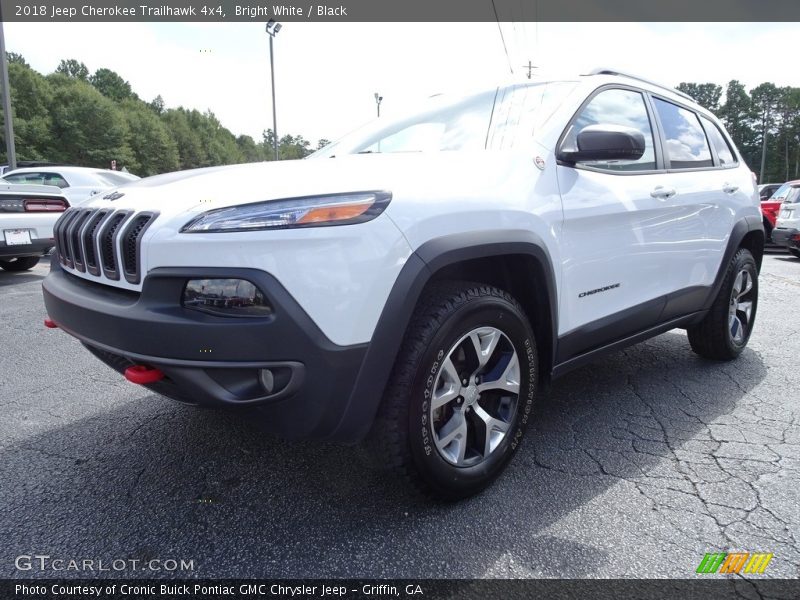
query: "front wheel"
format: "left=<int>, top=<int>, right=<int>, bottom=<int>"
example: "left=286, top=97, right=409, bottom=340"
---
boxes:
left=687, top=248, right=758, bottom=360
left=368, top=282, right=538, bottom=500
left=0, top=256, right=40, bottom=272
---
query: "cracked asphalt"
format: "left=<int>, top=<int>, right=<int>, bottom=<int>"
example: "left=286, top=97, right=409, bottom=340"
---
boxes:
left=1, top=252, right=798, bottom=580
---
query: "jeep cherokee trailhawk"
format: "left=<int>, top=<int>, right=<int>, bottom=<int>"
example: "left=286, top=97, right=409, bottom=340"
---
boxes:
left=42, top=69, right=763, bottom=499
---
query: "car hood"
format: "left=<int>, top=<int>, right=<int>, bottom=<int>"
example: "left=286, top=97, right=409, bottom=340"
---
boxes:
left=80, top=152, right=525, bottom=223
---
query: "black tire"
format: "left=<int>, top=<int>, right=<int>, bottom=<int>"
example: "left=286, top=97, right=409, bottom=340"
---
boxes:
left=687, top=248, right=758, bottom=360
left=368, top=282, right=538, bottom=500
left=790, top=249, right=800, bottom=259
left=0, top=256, right=40, bottom=272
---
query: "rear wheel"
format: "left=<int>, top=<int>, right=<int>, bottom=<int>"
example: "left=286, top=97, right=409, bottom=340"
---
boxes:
left=0, top=256, right=40, bottom=272
left=790, top=249, right=800, bottom=259
left=687, top=248, right=758, bottom=360
left=368, top=282, right=538, bottom=500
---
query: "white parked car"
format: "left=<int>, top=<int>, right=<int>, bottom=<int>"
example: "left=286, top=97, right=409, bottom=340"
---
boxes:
left=0, top=183, right=69, bottom=271
left=2, top=167, right=138, bottom=207
left=42, top=69, right=762, bottom=499
left=771, top=181, right=800, bottom=258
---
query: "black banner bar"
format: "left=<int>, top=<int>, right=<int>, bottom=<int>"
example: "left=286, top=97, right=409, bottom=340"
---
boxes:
left=3, top=579, right=800, bottom=600
left=2, top=0, right=800, bottom=22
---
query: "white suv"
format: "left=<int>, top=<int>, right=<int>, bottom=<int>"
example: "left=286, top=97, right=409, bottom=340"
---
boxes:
left=42, top=69, right=763, bottom=499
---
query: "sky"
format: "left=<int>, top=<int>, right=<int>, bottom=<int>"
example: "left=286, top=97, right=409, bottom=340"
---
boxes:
left=4, top=22, right=798, bottom=145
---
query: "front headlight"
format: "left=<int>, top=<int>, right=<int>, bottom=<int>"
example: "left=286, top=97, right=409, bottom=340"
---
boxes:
left=181, top=191, right=391, bottom=233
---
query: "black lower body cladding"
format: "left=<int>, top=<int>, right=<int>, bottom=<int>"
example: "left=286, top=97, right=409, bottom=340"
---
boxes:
left=41, top=262, right=368, bottom=441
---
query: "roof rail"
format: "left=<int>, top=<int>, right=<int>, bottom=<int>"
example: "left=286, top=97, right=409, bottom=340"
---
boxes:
left=587, top=68, right=695, bottom=102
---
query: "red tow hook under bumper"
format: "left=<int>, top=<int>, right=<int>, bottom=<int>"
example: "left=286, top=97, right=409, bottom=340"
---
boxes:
left=124, top=365, right=165, bottom=385
left=44, top=317, right=58, bottom=329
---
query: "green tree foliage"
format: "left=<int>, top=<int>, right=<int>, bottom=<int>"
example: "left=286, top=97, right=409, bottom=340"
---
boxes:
left=55, top=59, right=90, bottom=80
left=676, top=82, right=722, bottom=113
left=90, top=68, right=136, bottom=102
left=122, top=100, right=179, bottom=176
left=46, top=75, right=135, bottom=168
left=2, top=63, right=52, bottom=160
left=6, top=52, right=28, bottom=66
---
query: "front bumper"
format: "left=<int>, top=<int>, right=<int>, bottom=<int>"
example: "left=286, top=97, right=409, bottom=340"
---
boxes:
left=771, top=227, right=800, bottom=249
left=42, top=263, right=369, bottom=441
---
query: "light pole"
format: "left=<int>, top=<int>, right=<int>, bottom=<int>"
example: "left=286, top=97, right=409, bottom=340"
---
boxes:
left=0, top=12, right=16, bottom=171
left=266, top=19, right=282, bottom=161
left=374, top=92, right=383, bottom=118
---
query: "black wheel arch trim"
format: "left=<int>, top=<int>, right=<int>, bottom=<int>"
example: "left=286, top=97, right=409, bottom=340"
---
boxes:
left=701, top=215, right=763, bottom=312
left=333, top=230, right=558, bottom=443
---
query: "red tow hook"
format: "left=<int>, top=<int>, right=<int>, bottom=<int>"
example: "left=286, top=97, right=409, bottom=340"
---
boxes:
left=44, top=317, right=58, bottom=329
left=124, top=365, right=165, bottom=385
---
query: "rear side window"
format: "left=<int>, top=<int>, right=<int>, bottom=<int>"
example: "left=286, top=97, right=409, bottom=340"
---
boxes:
left=700, top=116, right=737, bottom=166
left=43, top=173, right=69, bottom=188
left=562, top=88, right=657, bottom=171
left=653, top=98, right=713, bottom=169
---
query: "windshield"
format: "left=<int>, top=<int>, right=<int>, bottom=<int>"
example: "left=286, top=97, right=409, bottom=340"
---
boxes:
left=309, top=90, right=498, bottom=157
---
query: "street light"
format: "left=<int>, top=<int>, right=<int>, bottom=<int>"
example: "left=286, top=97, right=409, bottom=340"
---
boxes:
left=374, top=92, right=383, bottom=118
left=266, top=19, right=282, bottom=161
left=0, top=12, right=16, bottom=171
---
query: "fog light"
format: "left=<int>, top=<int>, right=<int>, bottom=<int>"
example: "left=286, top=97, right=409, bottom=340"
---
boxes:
left=183, top=279, right=273, bottom=317
left=259, top=369, right=275, bottom=394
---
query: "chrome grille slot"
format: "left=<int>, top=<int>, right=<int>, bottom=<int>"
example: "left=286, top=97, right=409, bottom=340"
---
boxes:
left=121, top=213, right=157, bottom=284
left=66, top=209, right=92, bottom=272
left=55, top=209, right=79, bottom=268
left=98, top=211, right=131, bottom=281
left=82, top=209, right=111, bottom=276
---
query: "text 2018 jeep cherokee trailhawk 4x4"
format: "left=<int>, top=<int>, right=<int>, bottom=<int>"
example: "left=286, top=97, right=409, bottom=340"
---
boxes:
left=42, top=70, right=763, bottom=499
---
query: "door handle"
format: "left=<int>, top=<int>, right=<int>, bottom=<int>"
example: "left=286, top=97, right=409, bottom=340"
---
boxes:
left=722, top=183, right=739, bottom=194
left=650, top=186, right=677, bottom=199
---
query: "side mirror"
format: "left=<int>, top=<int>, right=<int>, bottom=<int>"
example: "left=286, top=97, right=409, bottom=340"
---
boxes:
left=558, top=124, right=646, bottom=164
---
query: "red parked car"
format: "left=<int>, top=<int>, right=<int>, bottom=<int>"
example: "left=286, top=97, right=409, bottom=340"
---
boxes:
left=760, top=182, right=790, bottom=243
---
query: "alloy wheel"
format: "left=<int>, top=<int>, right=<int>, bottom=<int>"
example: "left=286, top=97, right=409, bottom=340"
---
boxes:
left=429, top=327, right=520, bottom=467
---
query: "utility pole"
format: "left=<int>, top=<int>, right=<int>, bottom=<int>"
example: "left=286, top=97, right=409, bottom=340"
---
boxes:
left=374, top=92, right=383, bottom=118
left=266, top=19, right=282, bottom=161
left=522, top=60, right=536, bottom=79
left=0, top=12, right=17, bottom=171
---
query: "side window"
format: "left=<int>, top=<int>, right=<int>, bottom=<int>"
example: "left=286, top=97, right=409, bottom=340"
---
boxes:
left=5, top=173, right=44, bottom=185
left=700, top=116, right=737, bottom=166
left=562, top=88, right=656, bottom=171
left=42, top=173, right=69, bottom=188
left=653, top=98, right=713, bottom=169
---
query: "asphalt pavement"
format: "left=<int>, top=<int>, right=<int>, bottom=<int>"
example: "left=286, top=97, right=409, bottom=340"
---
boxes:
left=1, top=252, right=798, bottom=579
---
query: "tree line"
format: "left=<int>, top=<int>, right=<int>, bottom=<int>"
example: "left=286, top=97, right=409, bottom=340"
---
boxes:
left=0, top=54, right=329, bottom=176
left=676, top=80, right=798, bottom=184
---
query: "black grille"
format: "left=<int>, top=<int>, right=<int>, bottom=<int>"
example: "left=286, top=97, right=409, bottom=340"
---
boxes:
left=67, top=210, right=92, bottom=272
left=54, top=209, right=79, bottom=268
left=99, top=212, right=129, bottom=279
left=53, top=208, right=158, bottom=285
left=83, top=210, right=111, bottom=275
left=121, top=213, right=156, bottom=284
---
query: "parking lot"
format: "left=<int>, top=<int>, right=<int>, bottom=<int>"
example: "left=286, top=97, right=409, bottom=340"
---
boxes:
left=1, top=252, right=798, bottom=579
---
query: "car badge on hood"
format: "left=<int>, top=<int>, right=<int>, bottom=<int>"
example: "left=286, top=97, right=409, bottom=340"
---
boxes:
left=103, top=191, right=125, bottom=201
